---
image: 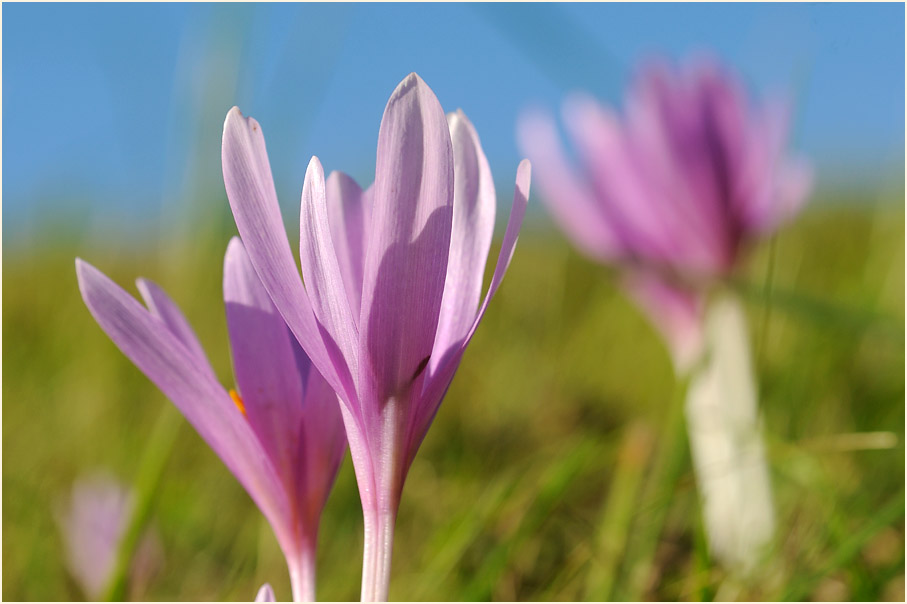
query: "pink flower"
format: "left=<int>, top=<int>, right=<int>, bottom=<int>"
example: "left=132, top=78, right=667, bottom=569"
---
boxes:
left=222, top=73, right=530, bottom=600
left=519, top=56, right=811, bottom=369
left=76, top=238, right=346, bottom=601
left=56, top=473, right=162, bottom=601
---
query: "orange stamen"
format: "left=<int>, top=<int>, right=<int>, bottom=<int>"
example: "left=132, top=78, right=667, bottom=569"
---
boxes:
left=229, top=389, right=247, bottom=417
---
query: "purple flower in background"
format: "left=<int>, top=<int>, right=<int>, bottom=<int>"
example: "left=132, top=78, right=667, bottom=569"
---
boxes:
left=56, top=473, right=162, bottom=601
left=518, top=56, right=811, bottom=370
left=75, top=238, right=347, bottom=602
left=222, top=72, right=530, bottom=600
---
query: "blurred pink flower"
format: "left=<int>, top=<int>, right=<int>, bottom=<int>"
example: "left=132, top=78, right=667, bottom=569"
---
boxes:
left=57, top=473, right=132, bottom=600
left=222, top=73, right=530, bottom=601
left=256, top=583, right=276, bottom=602
left=56, top=473, right=162, bottom=601
left=519, top=56, right=811, bottom=369
left=76, top=238, right=346, bottom=602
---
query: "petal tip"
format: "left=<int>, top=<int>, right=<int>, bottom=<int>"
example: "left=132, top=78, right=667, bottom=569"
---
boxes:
left=306, top=155, right=325, bottom=177
left=225, top=235, right=245, bottom=259
left=516, top=159, right=532, bottom=195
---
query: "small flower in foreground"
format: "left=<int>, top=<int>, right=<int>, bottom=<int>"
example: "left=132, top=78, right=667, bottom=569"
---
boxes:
left=222, top=72, right=530, bottom=600
left=256, top=583, right=276, bottom=602
left=76, top=238, right=346, bottom=602
left=518, top=56, right=811, bottom=370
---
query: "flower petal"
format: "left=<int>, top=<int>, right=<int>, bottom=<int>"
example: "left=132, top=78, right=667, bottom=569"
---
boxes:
left=326, top=170, right=370, bottom=321
left=223, top=237, right=306, bottom=489
left=255, top=583, right=276, bottom=602
left=464, top=159, right=531, bottom=345
left=297, top=359, right=348, bottom=523
left=411, top=160, right=531, bottom=466
left=561, top=93, right=683, bottom=264
left=299, top=157, right=360, bottom=384
left=136, top=279, right=213, bottom=374
left=222, top=107, right=356, bottom=406
left=359, top=73, right=454, bottom=403
left=622, top=63, right=738, bottom=270
left=429, top=110, right=496, bottom=375
left=75, top=259, right=291, bottom=539
left=517, top=108, right=621, bottom=261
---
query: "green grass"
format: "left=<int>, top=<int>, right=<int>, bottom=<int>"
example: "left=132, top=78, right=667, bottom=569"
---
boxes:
left=3, top=197, right=904, bottom=601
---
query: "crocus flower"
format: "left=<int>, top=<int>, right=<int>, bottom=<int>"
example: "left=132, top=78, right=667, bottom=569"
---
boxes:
left=58, top=473, right=133, bottom=600
left=518, top=56, right=811, bottom=370
left=256, top=583, right=276, bottom=602
left=518, top=56, right=811, bottom=571
left=75, top=237, right=347, bottom=602
left=222, top=73, right=530, bottom=600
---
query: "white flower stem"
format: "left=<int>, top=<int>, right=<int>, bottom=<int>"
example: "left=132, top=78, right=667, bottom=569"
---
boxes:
left=684, top=292, right=774, bottom=572
left=360, top=506, right=397, bottom=602
left=287, top=543, right=317, bottom=603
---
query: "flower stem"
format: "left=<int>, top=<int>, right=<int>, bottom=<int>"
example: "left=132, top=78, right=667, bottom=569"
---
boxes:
left=360, top=507, right=397, bottom=602
left=103, top=404, right=181, bottom=601
left=684, top=292, right=774, bottom=572
left=287, top=545, right=317, bottom=603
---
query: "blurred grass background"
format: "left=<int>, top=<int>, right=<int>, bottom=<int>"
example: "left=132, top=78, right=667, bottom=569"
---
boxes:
left=3, top=190, right=903, bottom=600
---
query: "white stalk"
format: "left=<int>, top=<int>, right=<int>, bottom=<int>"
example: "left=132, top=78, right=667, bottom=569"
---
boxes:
left=287, top=543, right=317, bottom=603
left=684, top=292, right=775, bottom=572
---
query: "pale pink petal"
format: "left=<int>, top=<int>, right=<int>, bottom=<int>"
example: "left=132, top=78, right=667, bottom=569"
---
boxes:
left=297, top=362, right=348, bottom=523
left=223, top=237, right=305, bottom=489
left=412, top=160, right=531, bottom=467
left=326, top=170, right=369, bottom=320
left=517, top=108, right=619, bottom=260
left=75, top=259, right=291, bottom=541
left=429, top=110, right=496, bottom=375
left=359, top=73, right=454, bottom=406
left=299, top=157, right=360, bottom=385
left=136, top=279, right=213, bottom=373
left=255, top=583, right=276, bottom=602
left=222, top=108, right=356, bottom=406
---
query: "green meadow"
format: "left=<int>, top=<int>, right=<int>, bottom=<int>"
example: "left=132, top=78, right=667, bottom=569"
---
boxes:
left=3, top=194, right=904, bottom=601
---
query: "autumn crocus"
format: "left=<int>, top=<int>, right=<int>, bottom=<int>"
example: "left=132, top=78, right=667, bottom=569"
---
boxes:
left=519, top=57, right=811, bottom=570
left=76, top=238, right=347, bottom=601
left=57, top=473, right=161, bottom=601
left=223, top=73, right=530, bottom=600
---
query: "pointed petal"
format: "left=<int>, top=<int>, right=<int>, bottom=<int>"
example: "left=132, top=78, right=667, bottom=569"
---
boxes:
left=222, top=107, right=356, bottom=406
left=463, top=159, right=531, bottom=345
left=412, top=160, right=531, bottom=465
left=255, top=583, right=276, bottom=602
left=739, top=98, right=812, bottom=233
left=517, top=108, right=619, bottom=261
left=136, top=279, right=213, bottom=373
left=75, top=259, right=290, bottom=536
left=359, top=73, right=454, bottom=404
left=326, top=171, right=370, bottom=320
left=429, top=110, right=496, bottom=374
left=299, top=157, right=360, bottom=383
left=223, top=237, right=306, bottom=487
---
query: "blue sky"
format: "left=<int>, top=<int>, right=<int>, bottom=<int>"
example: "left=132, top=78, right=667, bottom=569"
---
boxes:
left=3, top=3, right=904, bottom=237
